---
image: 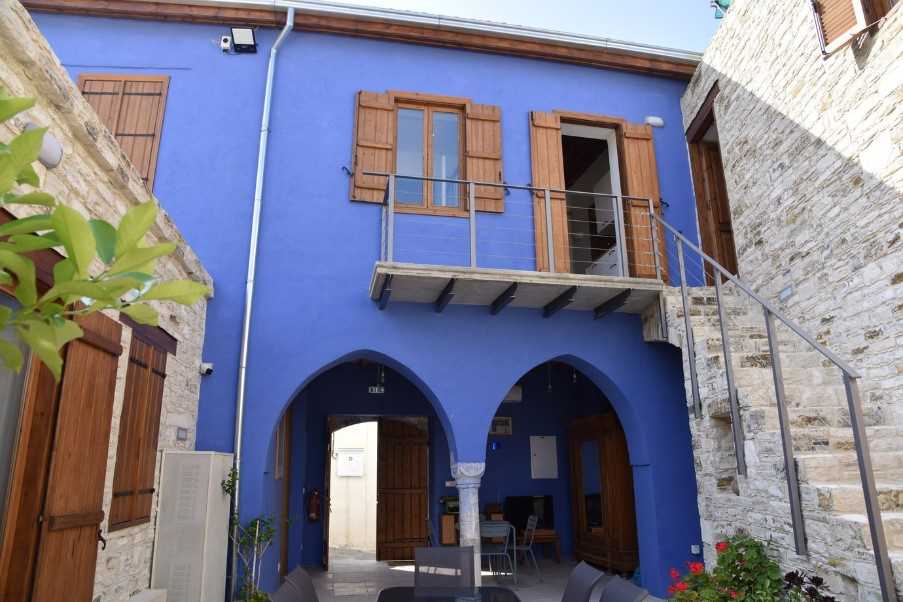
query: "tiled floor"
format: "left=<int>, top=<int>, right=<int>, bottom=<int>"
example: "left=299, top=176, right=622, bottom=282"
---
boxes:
left=312, top=548, right=580, bottom=602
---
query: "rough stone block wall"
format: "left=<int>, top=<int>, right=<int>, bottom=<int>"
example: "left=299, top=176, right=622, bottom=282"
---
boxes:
left=0, top=3, right=213, bottom=601
left=674, top=0, right=902, bottom=598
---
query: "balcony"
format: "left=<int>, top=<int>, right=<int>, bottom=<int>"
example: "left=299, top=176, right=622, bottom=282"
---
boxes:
left=366, top=174, right=666, bottom=318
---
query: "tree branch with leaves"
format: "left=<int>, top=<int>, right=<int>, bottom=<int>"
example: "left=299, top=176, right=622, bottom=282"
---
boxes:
left=0, top=88, right=209, bottom=379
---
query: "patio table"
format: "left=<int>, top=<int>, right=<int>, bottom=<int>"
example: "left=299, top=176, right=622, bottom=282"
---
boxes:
left=377, top=586, right=520, bottom=602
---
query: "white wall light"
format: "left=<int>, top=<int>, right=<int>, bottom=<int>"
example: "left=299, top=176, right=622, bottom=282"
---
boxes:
left=231, top=27, right=257, bottom=53
left=25, top=122, right=63, bottom=169
left=644, top=116, right=665, bottom=128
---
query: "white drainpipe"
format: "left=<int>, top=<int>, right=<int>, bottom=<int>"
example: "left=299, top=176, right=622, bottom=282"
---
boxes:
left=230, top=6, right=295, bottom=599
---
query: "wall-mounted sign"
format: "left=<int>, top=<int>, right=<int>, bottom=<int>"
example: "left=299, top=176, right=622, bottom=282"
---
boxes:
left=336, top=449, right=364, bottom=477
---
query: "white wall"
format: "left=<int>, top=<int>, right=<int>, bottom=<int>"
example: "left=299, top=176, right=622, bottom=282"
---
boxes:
left=328, top=421, right=378, bottom=553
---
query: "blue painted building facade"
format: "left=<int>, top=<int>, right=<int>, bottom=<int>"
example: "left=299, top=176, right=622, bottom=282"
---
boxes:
left=33, top=6, right=703, bottom=596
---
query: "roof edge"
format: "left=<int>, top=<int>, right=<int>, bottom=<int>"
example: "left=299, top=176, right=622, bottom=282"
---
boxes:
left=21, top=0, right=701, bottom=79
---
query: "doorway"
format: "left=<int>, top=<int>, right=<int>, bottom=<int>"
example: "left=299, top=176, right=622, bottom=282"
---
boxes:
left=327, top=421, right=378, bottom=562
left=323, top=415, right=429, bottom=568
left=561, top=123, right=627, bottom=277
left=687, top=84, right=738, bottom=282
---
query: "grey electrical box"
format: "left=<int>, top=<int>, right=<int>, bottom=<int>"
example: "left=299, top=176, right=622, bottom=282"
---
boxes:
left=151, top=451, right=233, bottom=602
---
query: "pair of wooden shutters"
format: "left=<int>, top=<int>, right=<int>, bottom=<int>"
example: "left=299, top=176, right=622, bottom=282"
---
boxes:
left=350, top=91, right=504, bottom=212
left=811, top=0, right=895, bottom=53
left=529, top=112, right=667, bottom=279
left=108, top=337, right=167, bottom=530
left=78, top=74, right=169, bottom=191
left=0, top=313, right=123, bottom=602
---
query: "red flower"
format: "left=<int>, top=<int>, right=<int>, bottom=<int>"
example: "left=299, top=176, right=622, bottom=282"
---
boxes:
left=688, top=562, right=704, bottom=574
left=667, top=585, right=676, bottom=594
left=675, top=581, right=689, bottom=592
left=715, top=541, right=729, bottom=553
left=669, top=568, right=680, bottom=580
left=730, top=591, right=739, bottom=599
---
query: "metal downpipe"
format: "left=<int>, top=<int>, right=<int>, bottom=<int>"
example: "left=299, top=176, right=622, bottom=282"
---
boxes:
left=230, top=7, right=295, bottom=599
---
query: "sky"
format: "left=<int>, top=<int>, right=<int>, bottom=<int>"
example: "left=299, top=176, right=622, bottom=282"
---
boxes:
left=327, top=0, right=722, bottom=52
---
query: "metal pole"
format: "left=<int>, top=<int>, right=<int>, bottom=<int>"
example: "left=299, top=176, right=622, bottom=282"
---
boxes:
left=715, top=275, right=746, bottom=476
left=843, top=374, right=895, bottom=602
left=469, top=181, right=477, bottom=268
left=676, top=237, right=702, bottom=417
left=230, top=8, right=294, bottom=600
left=380, top=182, right=387, bottom=261
left=763, top=308, right=808, bottom=555
left=544, top=189, right=555, bottom=272
left=647, top=198, right=662, bottom=281
left=613, top=195, right=628, bottom=277
left=387, top=174, right=395, bottom=262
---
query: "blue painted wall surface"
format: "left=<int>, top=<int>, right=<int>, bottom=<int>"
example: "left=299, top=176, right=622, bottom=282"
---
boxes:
left=34, top=13, right=704, bottom=596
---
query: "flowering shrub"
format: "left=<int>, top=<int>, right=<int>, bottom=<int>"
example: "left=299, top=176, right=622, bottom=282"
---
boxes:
left=668, top=533, right=783, bottom=600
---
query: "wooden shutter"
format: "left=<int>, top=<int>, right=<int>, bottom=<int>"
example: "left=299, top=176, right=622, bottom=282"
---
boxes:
left=621, top=123, right=667, bottom=280
left=529, top=111, right=570, bottom=272
left=30, top=312, right=123, bottom=602
left=351, top=91, right=395, bottom=203
left=109, top=336, right=167, bottom=531
left=812, top=0, right=869, bottom=52
left=78, top=74, right=169, bottom=191
left=465, top=103, right=504, bottom=212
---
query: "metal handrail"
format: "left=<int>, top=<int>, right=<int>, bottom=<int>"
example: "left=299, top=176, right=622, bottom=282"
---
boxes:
left=650, top=211, right=895, bottom=602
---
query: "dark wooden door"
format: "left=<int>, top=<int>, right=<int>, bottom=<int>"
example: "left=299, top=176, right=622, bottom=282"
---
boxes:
left=568, top=414, right=638, bottom=574
left=30, top=313, right=123, bottom=602
left=376, top=417, right=429, bottom=561
left=693, top=141, right=737, bottom=282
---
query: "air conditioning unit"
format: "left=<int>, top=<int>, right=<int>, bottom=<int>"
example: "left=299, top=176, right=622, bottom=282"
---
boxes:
left=151, top=451, right=233, bottom=602
left=130, top=590, right=167, bottom=602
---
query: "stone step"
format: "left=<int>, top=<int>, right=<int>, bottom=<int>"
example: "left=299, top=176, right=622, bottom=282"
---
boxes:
left=835, top=512, right=903, bottom=552
left=810, top=481, right=903, bottom=513
left=792, top=426, right=903, bottom=454
left=797, top=451, right=903, bottom=483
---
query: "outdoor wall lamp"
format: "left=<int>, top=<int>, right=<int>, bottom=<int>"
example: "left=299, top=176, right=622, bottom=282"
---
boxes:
left=230, top=27, right=257, bottom=53
left=25, top=122, right=63, bottom=169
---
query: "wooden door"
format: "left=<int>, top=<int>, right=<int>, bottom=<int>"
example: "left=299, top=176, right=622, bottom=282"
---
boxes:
left=691, top=141, right=737, bottom=282
left=568, top=414, right=637, bottom=574
left=30, top=313, right=123, bottom=602
left=376, top=417, right=429, bottom=561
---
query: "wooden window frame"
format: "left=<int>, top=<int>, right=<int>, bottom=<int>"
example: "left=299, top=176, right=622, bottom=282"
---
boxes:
left=76, top=73, right=170, bottom=192
left=390, top=92, right=468, bottom=218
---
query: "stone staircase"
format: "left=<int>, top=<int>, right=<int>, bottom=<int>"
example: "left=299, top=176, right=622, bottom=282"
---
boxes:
left=643, top=283, right=903, bottom=600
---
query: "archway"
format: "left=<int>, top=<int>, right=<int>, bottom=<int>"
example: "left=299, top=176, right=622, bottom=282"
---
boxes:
left=479, top=361, right=638, bottom=580
left=260, top=353, right=457, bottom=593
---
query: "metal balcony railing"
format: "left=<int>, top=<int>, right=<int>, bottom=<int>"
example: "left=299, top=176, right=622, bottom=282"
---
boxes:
left=365, top=172, right=662, bottom=280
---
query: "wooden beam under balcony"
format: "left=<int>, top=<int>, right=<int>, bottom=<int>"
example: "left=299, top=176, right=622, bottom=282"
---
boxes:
left=369, top=262, right=663, bottom=316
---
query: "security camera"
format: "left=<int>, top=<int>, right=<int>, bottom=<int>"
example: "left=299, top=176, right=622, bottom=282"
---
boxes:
left=199, top=362, right=215, bottom=376
left=220, top=36, right=232, bottom=52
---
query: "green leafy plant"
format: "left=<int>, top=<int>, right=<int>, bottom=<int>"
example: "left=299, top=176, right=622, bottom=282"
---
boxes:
left=0, top=89, right=208, bottom=379
left=783, top=570, right=836, bottom=602
left=221, top=466, right=238, bottom=497
left=232, top=514, right=275, bottom=602
left=669, top=533, right=783, bottom=600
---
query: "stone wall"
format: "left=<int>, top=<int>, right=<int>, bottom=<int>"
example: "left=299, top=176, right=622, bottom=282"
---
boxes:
left=676, top=0, right=903, bottom=599
left=0, top=2, right=212, bottom=601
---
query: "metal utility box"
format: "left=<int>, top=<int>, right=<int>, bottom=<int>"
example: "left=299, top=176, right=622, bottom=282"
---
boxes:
left=151, top=451, right=233, bottom=602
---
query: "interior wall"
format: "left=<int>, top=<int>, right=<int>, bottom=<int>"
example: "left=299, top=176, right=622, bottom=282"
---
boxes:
left=481, top=363, right=611, bottom=558
left=328, top=422, right=378, bottom=553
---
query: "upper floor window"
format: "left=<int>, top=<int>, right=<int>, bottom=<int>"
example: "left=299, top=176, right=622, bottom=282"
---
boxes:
left=78, top=74, right=169, bottom=191
left=811, top=0, right=898, bottom=54
left=350, top=90, right=504, bottom=214
left=395, top=103, right=463, bottom=208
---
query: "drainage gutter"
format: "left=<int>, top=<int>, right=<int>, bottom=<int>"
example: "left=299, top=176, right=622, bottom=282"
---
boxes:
left=230, top=6, right=295, bottom=599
